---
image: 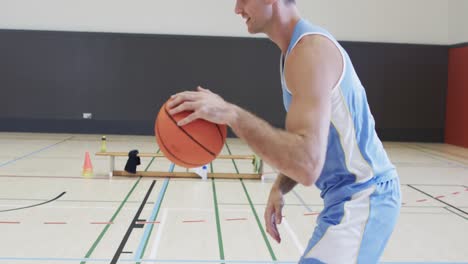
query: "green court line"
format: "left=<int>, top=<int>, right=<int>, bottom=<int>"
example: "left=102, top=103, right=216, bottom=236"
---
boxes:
left=81, top=177, right=143, bottom=264
left=224, top=142, right=276, bottom=261
left=80, top=151, right=158, bottom=264
left=211, top=162, right=225, bottom=261
left=240, top=179, right=277, bottom=261
left=442, top=207, right=468, bottom=221
left=137, top=161, right=225, bottom=263
left=144, top=149, right=160, bottom=171
left=224, top=143, right=239, bottom=174
left=144, top=156, right=157, bottom=171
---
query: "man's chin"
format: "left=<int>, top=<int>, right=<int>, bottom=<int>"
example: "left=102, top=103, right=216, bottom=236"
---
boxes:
left=247, top=27, right=260, bottom=34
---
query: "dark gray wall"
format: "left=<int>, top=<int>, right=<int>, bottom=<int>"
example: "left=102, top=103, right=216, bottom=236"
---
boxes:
left=0, top=29, right=448, bottom=141
left=344, top=42, right=448, bottom=141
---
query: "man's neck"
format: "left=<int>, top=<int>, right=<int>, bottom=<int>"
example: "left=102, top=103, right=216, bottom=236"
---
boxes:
left=264, top=5, right=301, bottom=54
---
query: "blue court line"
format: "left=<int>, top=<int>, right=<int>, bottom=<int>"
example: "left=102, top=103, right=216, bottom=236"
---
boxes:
left=139, top=259, right=296, bottom=263
left=0, top=257, right=465, bottom=264
left=292, top=189, right=314, bottom=212
left=133, top=164, right=173, bottom=260
left=0, top=257, right=296, bottom=263
left=0, top=136, right=73, bottom=168
left=381, top=263, right=468, bottom=264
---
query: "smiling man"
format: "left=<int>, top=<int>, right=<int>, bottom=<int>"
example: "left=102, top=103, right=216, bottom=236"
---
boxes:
left=167, top=0, right=401, bottom=263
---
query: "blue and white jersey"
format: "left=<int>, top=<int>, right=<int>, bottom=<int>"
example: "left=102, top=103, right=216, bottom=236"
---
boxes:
left=280, top=19, right=398, bottom=203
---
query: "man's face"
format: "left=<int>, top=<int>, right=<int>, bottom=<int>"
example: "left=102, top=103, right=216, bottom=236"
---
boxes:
left=234, top=0, right=274, bottom=34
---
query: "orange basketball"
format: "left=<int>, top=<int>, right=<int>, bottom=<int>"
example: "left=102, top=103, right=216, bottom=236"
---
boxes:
left=154, top=100, right=227, bottom=168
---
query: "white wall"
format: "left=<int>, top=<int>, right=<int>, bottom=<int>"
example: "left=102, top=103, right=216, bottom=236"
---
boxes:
left=297, top=0, right=448, bottom=45
left=0, top=0, right=454, bottom=45
left=449, top=0, right=468, bottom=45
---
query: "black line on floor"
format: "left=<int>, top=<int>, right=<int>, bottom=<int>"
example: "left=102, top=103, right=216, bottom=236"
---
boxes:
left=393, top=162, right=461, bottom=168
left=0, top=175, right=111, bottom=180
left=111, top=180, right=156, bottom=264
left=0, top=198, right=154, bottom=204
left=218, top=202, right=323, bottom=206
left=443, top=207, right=468, bottom=221
left=407, top=183, right=468, bottom=187
left=402, top=205, right=468, bottom=209
left=0, top=192, right=66, bottom=213
left=213, top=202, right=468, bottom=210
left=407, top=184, right=467, bottom=215
left=400, top=211, right=457, bottom=215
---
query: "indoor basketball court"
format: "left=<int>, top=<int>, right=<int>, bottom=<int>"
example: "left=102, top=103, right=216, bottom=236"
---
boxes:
left=0, top=0, right=467, bottom=263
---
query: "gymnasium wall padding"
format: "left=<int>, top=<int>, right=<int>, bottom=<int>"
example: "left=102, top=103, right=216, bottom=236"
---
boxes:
left=0, top=29, right=448, bottom=141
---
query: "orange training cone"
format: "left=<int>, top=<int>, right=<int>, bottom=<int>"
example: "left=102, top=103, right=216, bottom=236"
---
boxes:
left=82, top=151, right=93, bottom=177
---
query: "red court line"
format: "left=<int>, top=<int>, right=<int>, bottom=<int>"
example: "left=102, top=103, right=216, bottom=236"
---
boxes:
left=0, top=175, right=109, bottom=180
left=416, top=199, right=427, bottom=202
left=452, top=192, right=460, bottom=195
left=0, top=221, right=20, bottom=224
left=304, top=212, right=320, bottom=216
left=435, top=195, right=445, bottom=199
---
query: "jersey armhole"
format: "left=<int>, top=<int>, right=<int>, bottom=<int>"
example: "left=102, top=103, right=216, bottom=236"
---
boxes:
left=283, top=32, right=346, bottom=94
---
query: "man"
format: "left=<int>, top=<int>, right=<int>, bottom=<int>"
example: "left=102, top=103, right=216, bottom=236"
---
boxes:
left=168, top=0, right=401, bottom=263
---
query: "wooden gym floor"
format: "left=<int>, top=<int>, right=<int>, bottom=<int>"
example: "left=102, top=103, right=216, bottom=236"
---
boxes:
left=0, top=132, right=467, bottom=263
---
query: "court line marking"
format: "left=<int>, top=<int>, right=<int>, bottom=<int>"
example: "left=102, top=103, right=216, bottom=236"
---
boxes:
left=224, top=142, right=277, bottom=261
left=292, top=190, right=314, bottom=212
left=211, top=174, right=225, bottom=261
left=404, top=144, right=468, bottom=168
left=0, top=198, right=156, bottom=203
left=165, top=208, right=251, bottom=212
left=0, top=256, right=464, bottom=263
left=0, top=192, right=65, bottom=213
left=407, top=184, right=467, bottom=215
left=0, top=175, right=111, bottom=180
left=135, top=177, right=170, bottom=261
left=135, top=161, right=172, bottom=263
left=111, top=180, right=157, bottom=263
left=81, top=151, right=159, bottom=263
left=414, top=143, right=468, bottom=162
left=240, top=179, right=277, bottom=261
left=80, top=177, right=143, bottom=264
left=0, top=137, right=73, bottom=168
left=0, top=205, right=137, bottom=210
left=282, top=218, right=305, bottom=255
left=148, top=208, right=168, bottom=260
left=443, top=207, right=468, bottom=221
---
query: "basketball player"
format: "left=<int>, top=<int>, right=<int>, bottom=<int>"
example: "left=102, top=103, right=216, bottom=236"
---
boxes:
left=168, top=0, right=401, bottom=263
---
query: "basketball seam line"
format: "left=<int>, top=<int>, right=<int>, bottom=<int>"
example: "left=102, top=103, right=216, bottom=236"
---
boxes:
left=164, top=107, right=216, bottom=157
left=215, top=124, right=225, bottom=146
left=156, top=119, right=203, bottom=167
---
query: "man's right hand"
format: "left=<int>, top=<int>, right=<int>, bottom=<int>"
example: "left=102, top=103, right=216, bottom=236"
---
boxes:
left=264, top=185, right=285, bottom=243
